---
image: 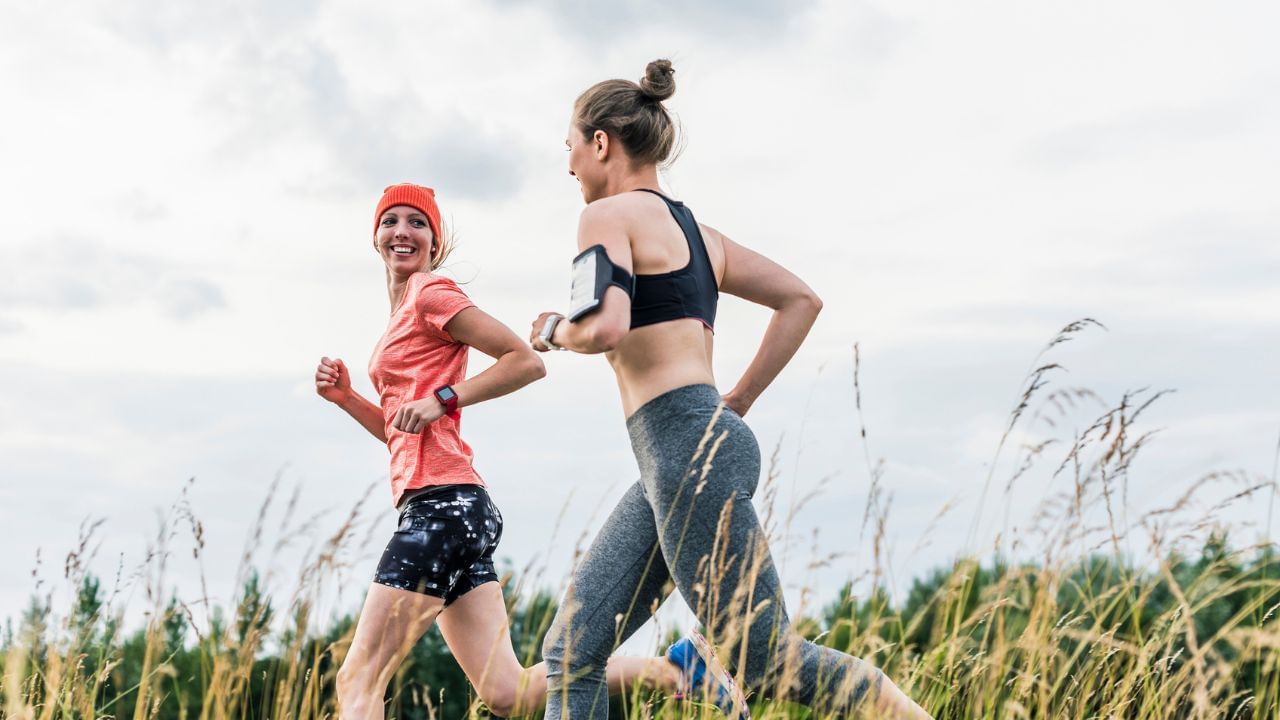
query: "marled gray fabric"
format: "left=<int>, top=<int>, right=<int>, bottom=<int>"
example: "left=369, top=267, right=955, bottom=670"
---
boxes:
left=543, top=384, right=884, bottom=719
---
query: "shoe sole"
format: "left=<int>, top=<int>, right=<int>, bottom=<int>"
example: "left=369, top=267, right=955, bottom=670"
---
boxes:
left=688, top=631, right=751, bottom=720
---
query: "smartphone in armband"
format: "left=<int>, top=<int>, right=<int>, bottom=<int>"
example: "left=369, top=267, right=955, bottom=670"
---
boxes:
left=569, top=244, right=634, bottom=321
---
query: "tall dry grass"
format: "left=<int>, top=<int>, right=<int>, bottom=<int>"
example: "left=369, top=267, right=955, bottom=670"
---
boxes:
left=2, top=320, right=1277, bottom=719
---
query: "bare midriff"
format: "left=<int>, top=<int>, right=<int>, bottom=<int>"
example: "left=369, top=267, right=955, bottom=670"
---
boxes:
left=608, top=318, right=716, bottom=417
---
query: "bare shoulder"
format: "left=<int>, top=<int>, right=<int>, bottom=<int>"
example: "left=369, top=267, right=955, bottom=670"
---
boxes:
left=577, top=195, right=636, bottom=259
left=698, top=222, right=728, bottom=249
left=697, top=222, right=729, bottom=282
left=577, top=195, right=630, bottom=234
left=586, top=190, right=650, bottom=219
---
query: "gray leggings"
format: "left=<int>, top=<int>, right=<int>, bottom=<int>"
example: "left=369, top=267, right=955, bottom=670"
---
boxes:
left=543, top=384, right=884, bottom=718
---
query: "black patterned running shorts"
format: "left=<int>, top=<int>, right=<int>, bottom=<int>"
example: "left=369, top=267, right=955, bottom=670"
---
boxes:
left=373, top=484, right=503, bottom=604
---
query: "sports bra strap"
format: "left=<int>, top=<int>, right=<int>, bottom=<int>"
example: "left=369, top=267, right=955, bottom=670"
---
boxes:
left=624, top=188, right=719, bottom=331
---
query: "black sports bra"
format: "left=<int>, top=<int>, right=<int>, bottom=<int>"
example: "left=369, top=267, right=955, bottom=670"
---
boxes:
left=626, top=189, right=719, bottom=331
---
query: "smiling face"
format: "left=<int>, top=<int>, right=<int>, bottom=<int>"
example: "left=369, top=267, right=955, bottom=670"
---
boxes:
left=566, top=122, right=607, bottom=204
left=374, top=204, right=436, bottom=278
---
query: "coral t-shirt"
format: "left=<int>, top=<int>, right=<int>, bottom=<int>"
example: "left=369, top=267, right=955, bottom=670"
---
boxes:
left=368, top=272, right=482, bottom=505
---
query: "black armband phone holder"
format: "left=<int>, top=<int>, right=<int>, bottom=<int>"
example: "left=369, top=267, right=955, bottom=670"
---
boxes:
left=568, top=244, right=634, bottom=321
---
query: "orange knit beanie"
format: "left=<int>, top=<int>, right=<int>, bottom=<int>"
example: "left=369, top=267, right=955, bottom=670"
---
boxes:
left=373, top=183, right=442, bottom=241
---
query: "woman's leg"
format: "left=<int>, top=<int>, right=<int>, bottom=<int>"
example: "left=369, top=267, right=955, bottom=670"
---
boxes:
left=542, top=482, right=677, bottom=719
left=339, top=485, right=491, bottom=719
left=437, top=581, right=680, bottom=717
left=659, top=476, right=927, bottom=717
left=602, top=656, right=682, bottom=699
left=636, top=396, right=930, bottom=718
left=336, top=582, right=445, bottom=720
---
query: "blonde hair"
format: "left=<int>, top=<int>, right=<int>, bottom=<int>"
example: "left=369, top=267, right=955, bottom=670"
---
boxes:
left=426, top=217, right=455, bottom=272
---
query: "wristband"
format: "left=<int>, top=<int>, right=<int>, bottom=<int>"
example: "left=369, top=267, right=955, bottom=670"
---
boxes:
left=540, top=314, right=566, bottom=351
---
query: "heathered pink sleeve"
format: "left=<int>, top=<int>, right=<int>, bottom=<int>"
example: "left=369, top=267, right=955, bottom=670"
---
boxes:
left=414, top=275, right=475, bottom=341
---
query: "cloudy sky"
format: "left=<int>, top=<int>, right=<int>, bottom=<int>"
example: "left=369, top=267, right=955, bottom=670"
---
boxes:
left=2, top=0, right=1278, bottom=646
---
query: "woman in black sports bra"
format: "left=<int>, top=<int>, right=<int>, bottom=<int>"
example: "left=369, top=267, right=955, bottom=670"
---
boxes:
left=529, top=61, right=932, bottom=719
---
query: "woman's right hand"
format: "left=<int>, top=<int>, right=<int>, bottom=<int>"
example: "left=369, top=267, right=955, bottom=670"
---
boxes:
left=315, top=356, right=352, bottom=403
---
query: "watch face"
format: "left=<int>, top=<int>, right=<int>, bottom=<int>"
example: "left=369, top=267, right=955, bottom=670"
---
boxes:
left=436, top=387, right=456, bottom=402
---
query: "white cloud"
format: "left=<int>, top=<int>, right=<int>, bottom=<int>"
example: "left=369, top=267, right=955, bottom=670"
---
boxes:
left=0, top=237, right=226, bottom=319
left=2, top=0, right=1278, bottom=631
left=491, top=0, right=820, bottom=44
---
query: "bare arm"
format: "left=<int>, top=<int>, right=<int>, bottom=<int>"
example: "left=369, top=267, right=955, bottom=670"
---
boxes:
left=445, top=307, right=547, bottom=406
left=530, top=203, right=633, bottom=354
left=717, top=235, right=823, bottom=416
left=391, top=307, right=546, bottom=433
left=315, top=357, right=388, bottom=443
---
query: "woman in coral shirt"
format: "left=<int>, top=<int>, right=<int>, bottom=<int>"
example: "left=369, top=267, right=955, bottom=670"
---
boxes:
left=315, top=184, right=697, bottom=719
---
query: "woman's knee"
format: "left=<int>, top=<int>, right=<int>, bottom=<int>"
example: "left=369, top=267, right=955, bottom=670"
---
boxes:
left=478, top=685, right=518, bottom=717
left=336, top=658, right=368, bottom=695
left=540, top=617, right=568, bottom=669
left=335, top=659, right=356, bottom=691
left=475, top=665, right=540, bottom=718
left=336, top=651, right=392, bottom=700
left=335, top=659, right=372, bottom=707
left=541, top=617, right=609, bottom=675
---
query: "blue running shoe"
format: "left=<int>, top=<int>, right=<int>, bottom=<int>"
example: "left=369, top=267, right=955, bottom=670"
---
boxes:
left=666, top=631, right=750, bottom=719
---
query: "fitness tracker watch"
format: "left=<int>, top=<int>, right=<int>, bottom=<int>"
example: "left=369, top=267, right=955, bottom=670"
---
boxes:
left=433, top=385, right=461, bottom=421
left=540, top=314, right=566, bottom=351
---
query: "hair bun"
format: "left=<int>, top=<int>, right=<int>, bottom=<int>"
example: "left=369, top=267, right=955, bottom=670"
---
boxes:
left=639, top=59, right=675, bottom=102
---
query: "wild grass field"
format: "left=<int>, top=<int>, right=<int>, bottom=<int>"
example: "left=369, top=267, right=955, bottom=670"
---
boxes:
left=4, top=321, right=1278, bottom=719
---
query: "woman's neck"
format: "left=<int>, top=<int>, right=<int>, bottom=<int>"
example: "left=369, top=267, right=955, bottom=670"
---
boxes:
left=386, top=270, right=416, bottom=312
left=601, top=164, right=661, bottom=199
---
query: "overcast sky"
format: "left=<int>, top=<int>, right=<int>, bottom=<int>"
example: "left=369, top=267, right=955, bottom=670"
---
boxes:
left=2, top=0, right=1278, bottom=647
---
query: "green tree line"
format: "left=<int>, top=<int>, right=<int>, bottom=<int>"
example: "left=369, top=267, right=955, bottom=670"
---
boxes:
left=3, top=533, right=1278, bottom=719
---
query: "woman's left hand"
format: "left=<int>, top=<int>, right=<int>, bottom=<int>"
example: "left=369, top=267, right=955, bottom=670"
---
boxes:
left=722, top=392, right=752, bottom=417
left=393, top=398, right=445, bottom=434
left=529, top=311, right=560, bottom=352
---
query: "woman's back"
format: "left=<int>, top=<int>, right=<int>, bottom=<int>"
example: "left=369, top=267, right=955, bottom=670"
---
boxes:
left=593, top=190, right=727, bottom=415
